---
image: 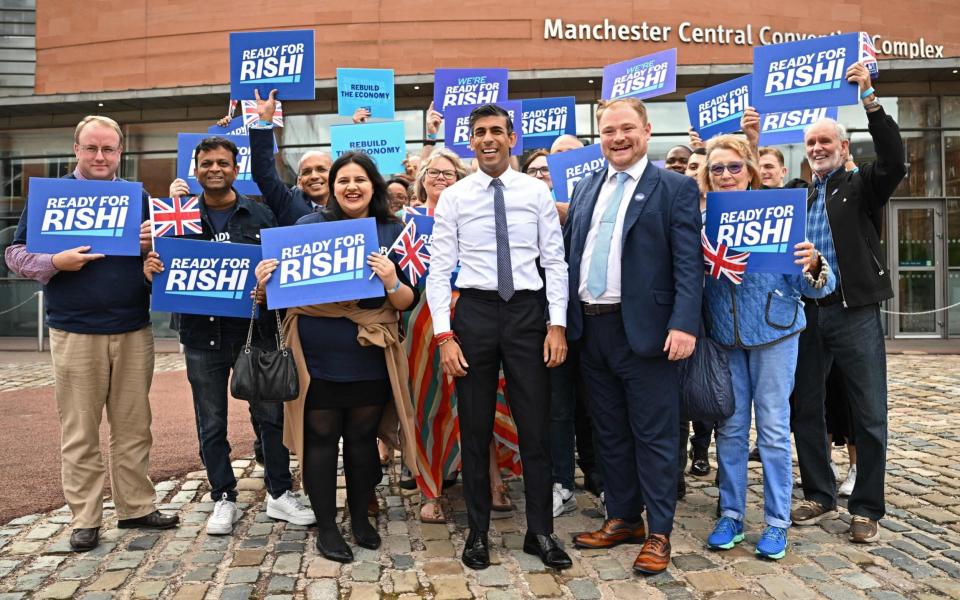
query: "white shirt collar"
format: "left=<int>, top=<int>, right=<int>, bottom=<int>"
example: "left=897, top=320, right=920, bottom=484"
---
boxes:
left=605, top=156, right=648, bottom=184
left=474, top=166, right=522, bottom=190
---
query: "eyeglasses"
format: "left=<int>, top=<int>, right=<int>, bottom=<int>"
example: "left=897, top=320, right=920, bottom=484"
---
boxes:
left=525, top=166, right=550, bottom=177
left=708, top=162, right=745, bottom=176
left=425, top=168, right=456, bottom=180
left=78, top=145, right=119, bottom=157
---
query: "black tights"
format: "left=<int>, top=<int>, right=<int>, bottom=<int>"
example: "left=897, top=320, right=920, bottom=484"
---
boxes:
left=303, top=403, right=384, bottom=537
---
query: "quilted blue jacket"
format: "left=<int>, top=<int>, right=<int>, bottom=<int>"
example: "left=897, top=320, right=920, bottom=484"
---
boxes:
left=703, top=266, right=836, bottom=349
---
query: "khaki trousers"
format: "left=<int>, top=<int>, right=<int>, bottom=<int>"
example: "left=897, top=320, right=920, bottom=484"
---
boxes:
left=50, top=326, right=157, bottom=528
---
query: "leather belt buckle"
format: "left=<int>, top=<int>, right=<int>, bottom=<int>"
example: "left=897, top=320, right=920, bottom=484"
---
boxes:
left=582, top=303, right=621, bottom=316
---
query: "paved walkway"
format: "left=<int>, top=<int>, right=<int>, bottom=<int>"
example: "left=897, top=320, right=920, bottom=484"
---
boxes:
left=0, top=354, right=958, bottom=599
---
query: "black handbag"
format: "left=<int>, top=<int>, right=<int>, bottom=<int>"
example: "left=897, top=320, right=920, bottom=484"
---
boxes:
left=677, top=321, right=735, bottom=422
left=230, top=301, right=299, bottom=403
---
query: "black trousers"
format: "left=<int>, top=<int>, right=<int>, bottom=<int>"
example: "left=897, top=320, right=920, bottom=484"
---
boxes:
left=454, top=289, right=553, bottom=535
left=793, top=302, right=888, bottom=521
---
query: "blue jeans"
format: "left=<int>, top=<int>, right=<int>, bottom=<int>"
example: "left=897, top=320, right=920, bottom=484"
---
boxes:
left=185, top=341, right=292, bottom=502
left=716, top=337, right=797, bottom=529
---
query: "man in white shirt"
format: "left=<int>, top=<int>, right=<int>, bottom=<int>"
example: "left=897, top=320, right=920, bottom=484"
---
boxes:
left=426, top=104, right=571, bottom=572
left=565, top=98, right=702, bottom=575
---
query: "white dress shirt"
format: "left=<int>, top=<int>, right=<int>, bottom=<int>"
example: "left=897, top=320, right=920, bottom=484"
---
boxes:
left=578, top=157, right=648, bottom=304
left=426, top=167, right=569, bottom=333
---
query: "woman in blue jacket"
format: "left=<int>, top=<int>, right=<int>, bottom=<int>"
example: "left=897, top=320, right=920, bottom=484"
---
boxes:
left=698, top=135, right=835, bottom=560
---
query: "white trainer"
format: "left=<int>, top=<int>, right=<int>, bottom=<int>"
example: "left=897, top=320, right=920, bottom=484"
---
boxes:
left=838, top=465, right=858, bottom=497
left=207, top=494, right=240, bottom=535
left=830, top=461, right=840, bottom=482
left=552, top=483, right=576, bottom=517
left=266, top=490, right=317, bottom=526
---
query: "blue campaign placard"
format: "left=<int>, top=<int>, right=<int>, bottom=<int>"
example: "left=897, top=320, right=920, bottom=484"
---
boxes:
left=177, top=133, right=261, bottom=197
left=521, top=97, right=576, bottom=150
left=151, top=237, right=260, bottom=318
left=330, top=121, right=406, bottom=174
left=26, top=178, right=143, bottom=256
left=433, top=68, right=508, bottom=113
left=545, top=143, right=606, bottom=203
left=260, top=218, right=383, bottom=309
left=704, top=189, right=807, bottom=274
left=208, top=117, right=279, bottom=153
left=752, top=33, right=860, bottom=112
left=759, top=106, right=840, bottom=146
left=601, top=48, right=677, bottom=101
left=443, top=100, right=524, bottom=159
left=337, top=68, right=395, bottom=119
left=686, top=75, right=751, bottom=140
left=230, top=29, right=315, bottom=101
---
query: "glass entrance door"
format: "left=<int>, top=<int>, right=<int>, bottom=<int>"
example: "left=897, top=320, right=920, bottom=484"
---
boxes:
left=890, top=202, right=944, bottom=337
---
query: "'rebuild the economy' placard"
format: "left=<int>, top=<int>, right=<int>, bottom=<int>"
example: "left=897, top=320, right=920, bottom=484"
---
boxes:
left=230, top=29, right=315, bottom=101
left=151, top=237, right=260, bottom=318
left=601, top=48, right=677, bottom=101
left=260, top=218, right=384, bottom=309
left=329, top=121, right=406, bottom=174
left=26, top=178, right=143, bottom=256
left=704, top=188, right=807, bottom=274
left=685, top=75, right=751, bottom=140
left=337, top=68, right=395, bottom=119
left=752, top=33, right=864, bottom=113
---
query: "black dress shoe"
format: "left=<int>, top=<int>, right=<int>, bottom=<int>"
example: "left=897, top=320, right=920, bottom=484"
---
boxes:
left=523, top=532, right=572, bottom=570
left=117, top=510, right=179, bottom=530
left=316, top=528, right=354, bottom=563
left=69, top=527, right=99, bottom=551
left=461, top=529, right=490, bottom=570
left=352, top=520, right=381, bottom=550
left=690, top=451, right=711, bottom=476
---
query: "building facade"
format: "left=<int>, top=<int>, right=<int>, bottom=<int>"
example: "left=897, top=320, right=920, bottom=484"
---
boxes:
left=1, top=1, right=960, bottom=340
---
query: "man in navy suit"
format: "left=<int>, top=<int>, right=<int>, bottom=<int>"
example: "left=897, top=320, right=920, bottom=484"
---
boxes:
left=566, top=98, right=702, bottom=574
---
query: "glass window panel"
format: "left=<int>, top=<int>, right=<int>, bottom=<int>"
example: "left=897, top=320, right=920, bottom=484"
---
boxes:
left=946, top=133, right=960, bottom=197
left=396, top=109, right=424, bottom=141
left=947, top=200, right=960, bottom=336
left=0, top=127, right=74, bottom=158
left=0, top=280, right=41, bottom=337
left=644, top=102, right=690, bottom=134
left=898, top=270, right=937, bottom=333
left=837, top=97, right=899, bottom=130
left=124, top=121, right=209, bottom=153
left=121, top=152, right=177, bottom=199
left=847, top=131, right=941, bottom=197
left=575, top=103, right=593, bottom=139
left=943, top=97, right=960, bottom=128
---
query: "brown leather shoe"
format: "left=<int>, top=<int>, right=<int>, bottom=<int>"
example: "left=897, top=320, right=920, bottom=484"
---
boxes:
left=633, top=534, right=671, bottom=574
left=572, top=518, right=646, bottom=549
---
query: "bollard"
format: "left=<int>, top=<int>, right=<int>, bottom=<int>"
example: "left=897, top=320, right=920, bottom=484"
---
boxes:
left=36, top=290, right=44, bottom=352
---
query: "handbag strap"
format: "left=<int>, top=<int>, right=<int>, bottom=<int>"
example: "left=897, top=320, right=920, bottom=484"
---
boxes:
left=243, top=299, right=258, bottom=352
left=275, top=309, right=288, bottom=351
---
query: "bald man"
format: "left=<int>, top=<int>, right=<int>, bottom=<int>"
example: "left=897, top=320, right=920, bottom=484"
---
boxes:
left=550, top=134, right=585, bottom=154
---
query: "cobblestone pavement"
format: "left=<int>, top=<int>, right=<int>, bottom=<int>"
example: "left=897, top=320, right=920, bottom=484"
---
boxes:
left=0, top=354, right=958, bottom=599
left=0, top=353, right=184, bottom=392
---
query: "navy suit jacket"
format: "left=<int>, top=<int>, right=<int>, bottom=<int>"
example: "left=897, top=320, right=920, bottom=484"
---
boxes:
left=564, top=161, right=703, bottom=357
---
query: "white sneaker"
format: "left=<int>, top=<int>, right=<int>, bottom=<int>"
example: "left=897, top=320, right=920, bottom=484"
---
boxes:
left=207, top=494, right=240, bottom=535
left=551, top=483, right=576, bottom=517
left=838, top=465, right=857, bottom=497
left=266, top=490, right=317, bottom=526
left=830, top=461, right=840, bottom=482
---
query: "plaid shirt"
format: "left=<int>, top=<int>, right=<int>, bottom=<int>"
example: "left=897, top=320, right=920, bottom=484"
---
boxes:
left=807, top=168, right=843, bottom=292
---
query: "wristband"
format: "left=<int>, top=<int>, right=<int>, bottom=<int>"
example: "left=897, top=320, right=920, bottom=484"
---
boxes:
left=860, top=87, right=875, bottom=100
left=386, top=280, right=402, bottom=294
left=864, top=100, right=881, bottom=112
left=255, top=119, right=274, bottom=129
left=425, top=132, right=438, bottom=140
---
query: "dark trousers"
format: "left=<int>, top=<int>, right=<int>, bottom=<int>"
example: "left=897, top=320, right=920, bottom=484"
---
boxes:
left=793, top=302, right=888, bottom=520
left=185, top=341, right=292, bottom=502
left=580, top=312, right=679, bottom=535
left=454, top=289, right=553, bottom=535
left=550, top=341, right=599, bottom=490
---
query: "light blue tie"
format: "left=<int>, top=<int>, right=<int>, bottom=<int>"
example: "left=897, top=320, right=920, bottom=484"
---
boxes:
left=586, top=171, right=629, bottom=299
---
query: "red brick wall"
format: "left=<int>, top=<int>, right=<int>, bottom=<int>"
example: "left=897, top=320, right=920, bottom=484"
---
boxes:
left=35, top=1, right=960, bottom=94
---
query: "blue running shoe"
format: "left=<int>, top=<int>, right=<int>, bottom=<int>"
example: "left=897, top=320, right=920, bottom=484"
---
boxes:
left=707, top=517, right=744, bottom=550
left=755, top=525, right=788, bottom=560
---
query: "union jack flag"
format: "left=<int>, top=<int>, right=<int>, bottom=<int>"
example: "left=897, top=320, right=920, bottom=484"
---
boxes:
left=150, top=196, right=203, bottom=237
left=388, top=219, right=430, bottom=285
left=701, top=230, right=749, bottom=285
left=241, top=100, right=284, bottom=128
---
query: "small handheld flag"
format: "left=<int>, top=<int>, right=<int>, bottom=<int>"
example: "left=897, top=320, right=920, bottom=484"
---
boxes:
left=388, top=219, right=430, bottom=285
left=150, top=196, right=203, bottom=238
left=701, top=230, right=750, bottom=285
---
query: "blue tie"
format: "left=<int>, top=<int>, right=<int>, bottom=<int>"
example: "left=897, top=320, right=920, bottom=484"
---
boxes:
left=586, top=171, right=629, bottom=299
left=491, top=178, right=514, bottom=302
